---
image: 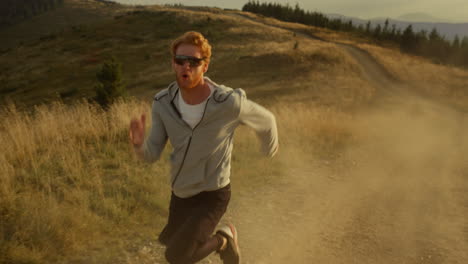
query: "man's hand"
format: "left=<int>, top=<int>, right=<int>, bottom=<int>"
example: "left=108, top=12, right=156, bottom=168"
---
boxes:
left=129, top=114, right=146, bottom=148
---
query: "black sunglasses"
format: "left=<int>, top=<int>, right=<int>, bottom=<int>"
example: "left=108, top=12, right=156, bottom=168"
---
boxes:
left=174, top=55, right=206, bottom=67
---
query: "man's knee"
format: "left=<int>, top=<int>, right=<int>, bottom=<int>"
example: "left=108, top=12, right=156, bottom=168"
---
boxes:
left=165, top=245, right=193, bottom=264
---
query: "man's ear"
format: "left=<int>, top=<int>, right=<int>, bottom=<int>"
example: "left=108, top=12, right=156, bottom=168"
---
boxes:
left=203, top=61, right=209, bottom=73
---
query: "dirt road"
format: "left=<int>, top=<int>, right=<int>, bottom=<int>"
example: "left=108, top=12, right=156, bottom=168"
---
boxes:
left=219, top=93, right=468, bottom=264
left=208, top=12, right=468, bottom=264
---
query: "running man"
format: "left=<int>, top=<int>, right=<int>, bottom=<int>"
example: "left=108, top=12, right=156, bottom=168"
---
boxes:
left=129, top=31, right=278, bottom=264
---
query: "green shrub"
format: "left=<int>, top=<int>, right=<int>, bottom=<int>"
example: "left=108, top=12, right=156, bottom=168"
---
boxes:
left=94, top=56, right=127, bottom=108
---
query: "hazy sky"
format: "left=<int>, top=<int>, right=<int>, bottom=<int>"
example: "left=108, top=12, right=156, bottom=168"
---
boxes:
left=115, top=0, right=468, bottom=22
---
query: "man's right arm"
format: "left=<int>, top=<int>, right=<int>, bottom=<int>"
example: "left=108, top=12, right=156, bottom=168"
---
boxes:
left=133, top=101, right=168, bottom=162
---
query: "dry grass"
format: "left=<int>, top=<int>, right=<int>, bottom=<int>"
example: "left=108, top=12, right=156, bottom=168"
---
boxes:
left=0, top=99, right=170, bottom=263
left=357, top=43, right=468, bottom=110
left=0, top=94, right=357, bottom=263
left=3, top=3, right=468, bottom=263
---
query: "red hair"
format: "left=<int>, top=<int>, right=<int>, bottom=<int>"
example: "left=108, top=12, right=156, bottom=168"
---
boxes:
left=171, top=31, right=212, bottom=64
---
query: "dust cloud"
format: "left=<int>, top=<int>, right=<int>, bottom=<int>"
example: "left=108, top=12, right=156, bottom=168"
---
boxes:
left=217, top=90, right=468, bottom=264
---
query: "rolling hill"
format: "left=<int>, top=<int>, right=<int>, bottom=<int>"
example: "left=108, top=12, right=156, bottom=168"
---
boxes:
left=1, top=1, right=468, bottom=263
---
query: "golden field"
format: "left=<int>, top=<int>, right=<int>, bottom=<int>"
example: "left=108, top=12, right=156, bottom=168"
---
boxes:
left=1, top=1, right=468, bottom=263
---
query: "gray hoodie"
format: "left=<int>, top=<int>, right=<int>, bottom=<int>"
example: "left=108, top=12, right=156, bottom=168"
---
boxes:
left=142, top=77, right=278, bottom=198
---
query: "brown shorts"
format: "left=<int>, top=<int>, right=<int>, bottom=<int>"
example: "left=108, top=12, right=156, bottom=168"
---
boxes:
left=158, top=184, right=231, bottom=263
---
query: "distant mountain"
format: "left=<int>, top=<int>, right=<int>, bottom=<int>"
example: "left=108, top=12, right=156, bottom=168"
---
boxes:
left=397, top=12, right=454, bottom=23
left=326, top=13, right=468, bottom=40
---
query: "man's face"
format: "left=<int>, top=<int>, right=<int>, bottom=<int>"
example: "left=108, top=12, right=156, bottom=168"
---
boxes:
left=172, top=44, right=209, bottom=90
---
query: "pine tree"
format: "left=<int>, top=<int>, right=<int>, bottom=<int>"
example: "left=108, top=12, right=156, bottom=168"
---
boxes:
left=429, top=28, right=442, bottom=42
left=94, top=56, right=127, bottom=108
left=427, top=28, right=450, bottom=63
left=461, top=37, right=468, bottom=67
left=452, top=35, right=460, bottom=49
left=390, top=24, right=397, bottom=42
left=365, top=21, right=371, bottom=34
left=401, top=25, right=418, bottom=53
left=383, top=19, right=389, bottom=32
left=382, top=19, right=389, bottom=40
left=373, top=24, right=382, bottom=40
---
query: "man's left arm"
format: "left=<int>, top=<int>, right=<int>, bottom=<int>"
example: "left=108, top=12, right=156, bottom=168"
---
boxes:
left=238, top=91, right=279, bottom=157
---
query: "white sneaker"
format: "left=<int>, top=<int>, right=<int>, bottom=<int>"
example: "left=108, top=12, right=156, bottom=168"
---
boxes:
left=216, top=223, right=241, bottom=264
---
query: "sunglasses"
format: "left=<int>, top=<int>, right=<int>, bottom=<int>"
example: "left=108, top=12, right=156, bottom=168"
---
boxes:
left=174, top=55, right=206, bottom=67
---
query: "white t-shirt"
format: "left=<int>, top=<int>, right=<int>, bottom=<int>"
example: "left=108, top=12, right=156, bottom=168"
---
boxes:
left=178, top=84, right=214, bottom=129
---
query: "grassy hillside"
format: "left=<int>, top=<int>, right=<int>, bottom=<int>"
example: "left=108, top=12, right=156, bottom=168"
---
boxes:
left=0, top=0, right=125, bottom=50
left=357, top=43, right=468, bottom=111
left=0, top=0, right=375, bottom=110
left=1, top=0, right=466, bottom=109
left=231, top=11, right=468, bottom=111
left=0, top=0, right=65, bottom=29
left=1, top=0, right=468, bottom=263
